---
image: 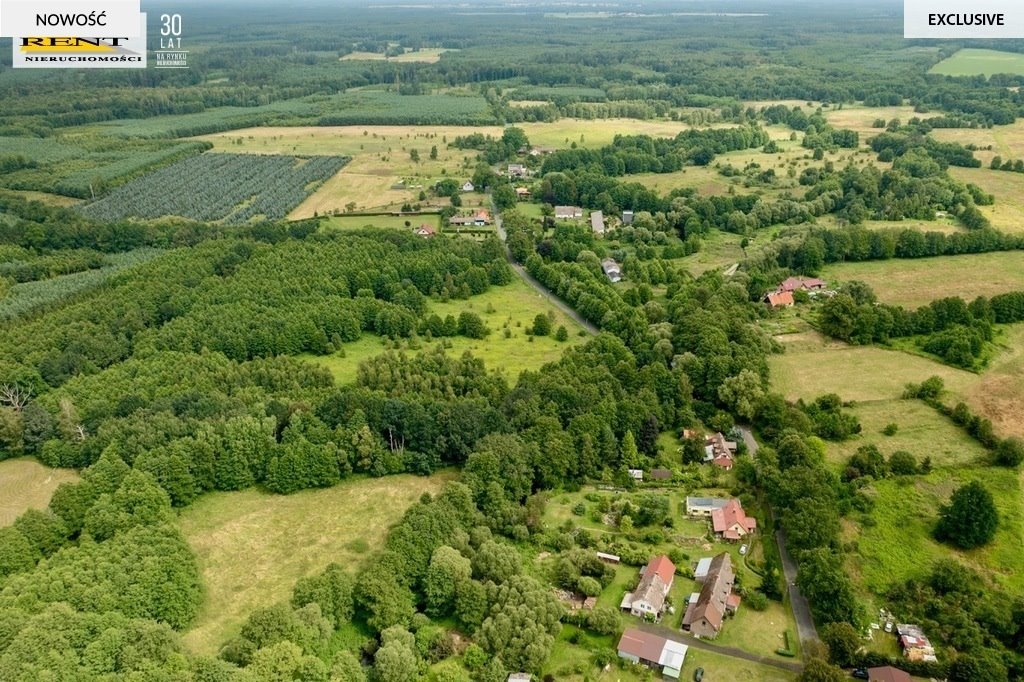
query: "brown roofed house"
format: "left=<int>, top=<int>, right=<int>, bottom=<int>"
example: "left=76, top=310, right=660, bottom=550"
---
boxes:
left=777, top=276, right=827, bottom=293
left=415, top=224, right=437, bottom=238
left=711, top=499, right=756, bottom=541
left=681, top=552, right=736, bottom=639
left=867, top=667, right=912, bottom=682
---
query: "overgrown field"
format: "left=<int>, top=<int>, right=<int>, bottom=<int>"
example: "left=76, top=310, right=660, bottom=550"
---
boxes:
left=80, top=153, right=349, bottom=223
left=178, top=472, right=453, bottom=655
left=0, top=136, right=210, bottom=198
left=303, top=276, right=587, bottom=383
left=929, top=48, right=1024, bottom=77
left=846, top=466, right=1024, bottom=597
left=0, top=248, right=164, bottom=320
left=0, top=457, right=80, bottom=526
left=821, top=252, right=1024, bottom=308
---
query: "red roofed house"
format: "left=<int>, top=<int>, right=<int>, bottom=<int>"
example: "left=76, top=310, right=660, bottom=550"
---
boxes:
left=472, top=209, right=492, bottom=226
left=620, top=555, right=675, bottom=620
left=616, top=629, right=687, bottom=679
left=777, top=276, right=827, bottom=293
left=415, top=224, right=437, bottom=238
left=765, top=291, right=795, bottom=308
left=867, top=667, right=912, bottom=682
left=711, top=499, right=757, bottom=541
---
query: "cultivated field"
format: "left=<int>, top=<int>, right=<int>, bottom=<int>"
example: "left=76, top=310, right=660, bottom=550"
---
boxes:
left=0, top=457, right=80, bottom=526
left=929, top=48, right=1024, bottom=77
left=322, top=214, right=442, bottom=232
left=178, top=472, right=453, bottom=654
left=303, top=277, right=587, bottom=384
left=821, top=252, right=1024, bottom=308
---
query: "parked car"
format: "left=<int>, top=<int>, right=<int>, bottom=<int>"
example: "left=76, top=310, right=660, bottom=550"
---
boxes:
left=694, top=667, right=704, bottom=682
left=739, top=544, right=748, bottom=556
left=852, top=669, right=869, bottom=680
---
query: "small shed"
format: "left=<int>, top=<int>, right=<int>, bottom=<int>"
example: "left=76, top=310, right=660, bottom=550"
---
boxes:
left=694, top=557, right=713, bottom=582
left=596, top=551, right=621, bottom=564
left=628, top=468, right=643, bottom=481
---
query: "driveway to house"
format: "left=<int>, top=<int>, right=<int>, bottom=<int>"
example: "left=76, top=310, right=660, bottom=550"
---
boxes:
left=492, top=206, right=599, bottom=336
left=635, top=622, right=804, bottom=674
left=737, top=425, right=820, bottom=649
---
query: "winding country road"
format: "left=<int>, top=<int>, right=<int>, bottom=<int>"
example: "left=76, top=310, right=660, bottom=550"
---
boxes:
left=492, top=207, right=599, bottom=336
left=738, top=426, right=820, bottom=649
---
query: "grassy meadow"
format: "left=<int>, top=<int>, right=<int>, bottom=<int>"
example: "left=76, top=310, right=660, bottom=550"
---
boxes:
left=178, top=472, right=453, bottom=655
left=929, top=48, right=1024, bottom=77
left=846, top=466, right=1024, bottom=598
left=340, top=48, right=453, bottom=63
left=301, top=277, right=587, bottom=385
left=0, top=457, right=80, bottom=526
left=821, top=252, right=1024, bottom=308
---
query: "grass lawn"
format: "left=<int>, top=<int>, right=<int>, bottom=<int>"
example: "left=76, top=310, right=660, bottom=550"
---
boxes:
left=301, top=277, right=586, bottom=385
left=178, top=472, right=453, bottom=655
left=0, top=457, right=80, bottom=526
left=962, top=324, right=1024, bottom=439
left=680, top=647, right=797, bottom=682
left=947, top=166, right=1024, bottom=235
left=929, top=48, right=1024, bottom=77
left=714, top=598, right=798, bottom=660
left=824, top=104, right=940, bottom=137
left=821, top=252, right=1024, bottom=308
left=848, top=466, right=1024, bottom=597
left=822, top=399, right=990, bottom=471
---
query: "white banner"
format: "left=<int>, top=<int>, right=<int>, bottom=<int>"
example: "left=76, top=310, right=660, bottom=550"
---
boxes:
left=905, top=0, right=1024, bottom=38
left=12, top=12, right=146, bottom=68
left=1, top=0, right=141, bottom=38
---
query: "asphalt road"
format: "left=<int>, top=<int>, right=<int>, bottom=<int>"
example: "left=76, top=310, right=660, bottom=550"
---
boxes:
left=492, top=207, right=599, bottom=336
left=737, top=425, right=821, bottom=648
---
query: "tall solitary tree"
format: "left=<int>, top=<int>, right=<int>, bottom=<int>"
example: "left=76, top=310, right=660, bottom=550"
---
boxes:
left=935, top=480, right=999, bottom=550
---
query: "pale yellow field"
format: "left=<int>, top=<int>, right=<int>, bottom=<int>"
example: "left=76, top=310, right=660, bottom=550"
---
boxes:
left=948, top=166, right=1024, bottom=235
left=0, top=458, right=80, bottom=526
left=340, top=48, right=452, bottom=63
left=6, top=190, right=82, bottom=207
left=179, top=473, right=453, bottom=655
left=824, top=105, right=939, bottom=137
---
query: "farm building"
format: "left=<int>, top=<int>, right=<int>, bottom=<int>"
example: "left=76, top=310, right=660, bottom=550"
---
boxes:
left=620, top=555, right=675, bottom=620
left=590, top=210, right=605, bottom=235
left=685, top=496, right=729, bottom=516
left=554, top=205, right=583, bottom=220
left=765, top=291, right=795, bottom=308
left=776, top=276, right=827, bottom=293
left=694, top=557, right=713, bottom=582
left=711, top=499, right=756, bottom=541
left=601, top=258, right=622, bottom=283
left=681, top=552, right=739, bottom=639
left=896, top=624, right=937, bottom=662
left=616, top=629, right=687, bottom=679
left=449, top=210, right=491, bottom=227
left=867, top=667, right=912, bottom=682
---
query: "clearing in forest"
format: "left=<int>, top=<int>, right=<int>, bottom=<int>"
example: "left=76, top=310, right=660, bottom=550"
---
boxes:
left=0, top=458, right=80, bottom=526
left=929, top=48, right=1024, bottom=77
left=301, top=276, right=587, bottom=385
left=178, top=472, right=453, bottom=655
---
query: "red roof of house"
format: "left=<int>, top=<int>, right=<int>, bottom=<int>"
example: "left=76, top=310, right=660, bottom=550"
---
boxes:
left=727, top=593, right=742, bottom=609
left=868, top=667, right=912, bottom=682
left=416, top=224, right=437, bottom=235
left=766, top=291, right=795, bottom=307
left=711, top=499, right=757, bottom=535
left=645, top=555, right=676, bottom=585
left=712, top=454, right=734, bottom=469
left=778, top=277, right=826, bottom=292
left=617, top=628, right=665, bottom=663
